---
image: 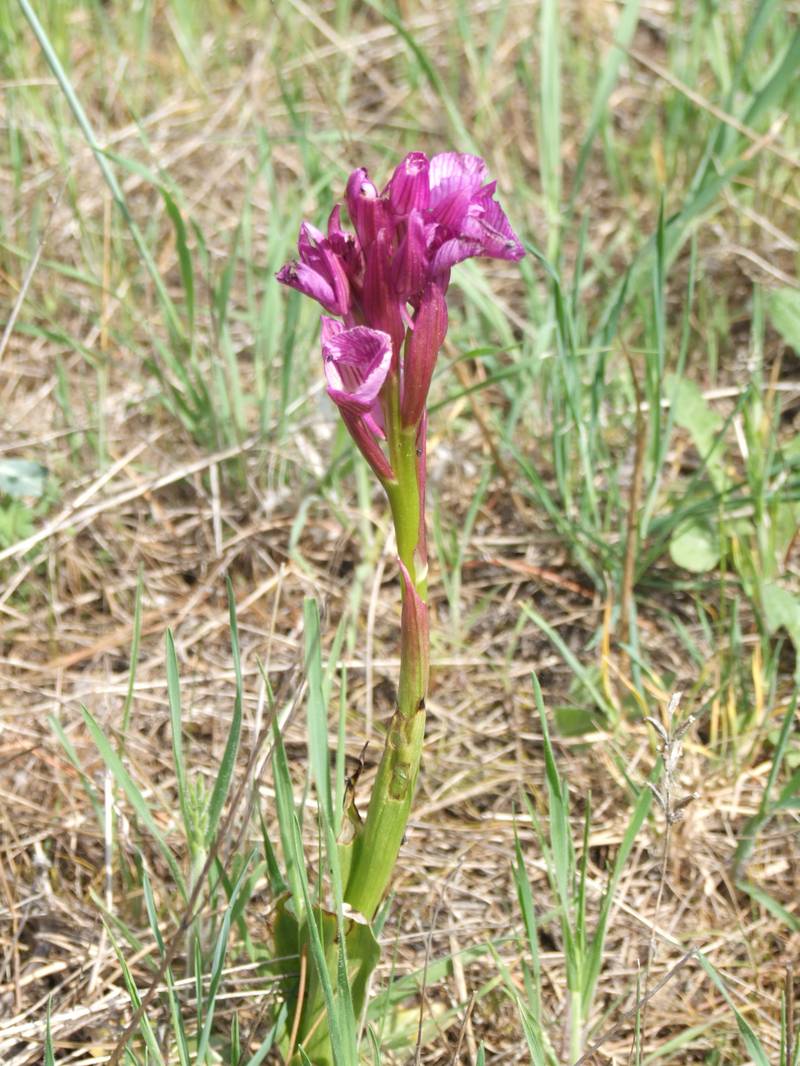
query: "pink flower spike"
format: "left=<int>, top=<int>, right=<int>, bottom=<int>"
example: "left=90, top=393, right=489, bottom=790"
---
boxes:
left=322, top=326, right=392, bottom=418
left=388, top=152, right=430, bottom=216
left=400, top=282, right=448, bottom=428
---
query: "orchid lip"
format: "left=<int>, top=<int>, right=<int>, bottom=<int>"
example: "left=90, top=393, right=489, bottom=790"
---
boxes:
left=322, top=326, right=393, bottom=416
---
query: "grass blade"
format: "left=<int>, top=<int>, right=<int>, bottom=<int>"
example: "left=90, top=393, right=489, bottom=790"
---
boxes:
left=81, top=704, right=187, bottom=900
left=205, top=579, right=244, bottom=845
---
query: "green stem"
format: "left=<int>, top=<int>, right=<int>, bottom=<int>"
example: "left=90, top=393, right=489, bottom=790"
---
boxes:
left=344, top=378, right=429, bottom=919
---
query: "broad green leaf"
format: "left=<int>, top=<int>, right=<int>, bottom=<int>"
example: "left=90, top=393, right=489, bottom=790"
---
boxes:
left=761, top=582, right=800, bottom=679
left=0, top=458, right=47, bottom=498
left=669, top=519, right=720, bottom=573
left=767, top=287, right=800, bottom=352
left=666, top=373, right=727, bottom=491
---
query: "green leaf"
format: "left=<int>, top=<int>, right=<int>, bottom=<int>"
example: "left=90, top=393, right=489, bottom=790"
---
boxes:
left=304, top=599, right=333, bottom=825
left=553, top=705, right=599, bottom=737
left=195, top=855, right=254, bottom=1065
left=205, top=579, right=243, bottom=845
left=767, top=287, right=800, bottom=352
left=44, top=999, right=55, bottom=1066
left=761, top=582, right=800, bottom=679
left=762, top=582, right=800, bottom=639
left=166, top=630, right=194, bottom=850
left=666, top=373, right=727, bottom=491
left=669, top=519, right=720, bottom=573
left=0, top=458, right=47, bottom=498
left=737, top=879, right=800, bottom=932
left=161, top=190, right=195, bottom=336
left=697, top=955, right=771, bottom=1066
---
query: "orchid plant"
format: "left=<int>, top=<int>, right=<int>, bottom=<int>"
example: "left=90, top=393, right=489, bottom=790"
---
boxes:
left=277, top=151, right=523, bottom=1060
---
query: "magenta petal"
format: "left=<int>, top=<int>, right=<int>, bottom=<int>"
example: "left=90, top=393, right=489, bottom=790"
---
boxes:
left=392, top=209, right=428, bottom=299
left=321, top=316, right=344, bottom=344
left=276, top=260, right=337, bottom=312
left=428, top=153, right=488, bottom=222
left=388, top=152, right=430, bottom=215
left=346, top=168, right=388, bottom=250
left=300, top=223, right=350, bottom=313
left=279, top=222, right=351, bottom=315
left=362, top=229, right=405, bottom=356
left=401, top=282, right=448, bottom=427
left=463, top=197, right=525, bottom=261
left=430, top=236, right=483, bottom=274
left=323, top=326, right=392, bottom=417
left=429, top=152, right=487, bottom=191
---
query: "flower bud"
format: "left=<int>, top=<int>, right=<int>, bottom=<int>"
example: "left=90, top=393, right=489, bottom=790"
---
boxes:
left=388, top=152, right=430, bottom=216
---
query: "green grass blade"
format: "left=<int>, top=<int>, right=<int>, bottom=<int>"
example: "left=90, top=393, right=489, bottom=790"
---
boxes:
left=304, top=598, right=333, bottom=826
left=44, top=998, right=55, bottom=1066
left=81, top=704, right=187, bottom=900
left=583, top=786, right=652, bottom=1015
left=161, top=189, right=195, bottom=338
left=108, top=926, right=168, bottom=1066
left=49, top=714, right=102, bottom=825
left=140, top=861, right=191, bottom=1066
left=571, top=0, right=641, bottom=200
left=120, top=572, right=144, bottom=744
left=195, top=854, right=254, bottom=1065
left=18, top=0, right=185, bottom=343
left=522, top=606, right=617, bottom=719
left=512, top=819, right=541, bottom=1021
left=205, top=579, right=244, bottom=845
left=538, top=0, right=561, bottom=256
left=166, top=629, right=194, bottom=850
left=697, top=954, right=770, bottom=1066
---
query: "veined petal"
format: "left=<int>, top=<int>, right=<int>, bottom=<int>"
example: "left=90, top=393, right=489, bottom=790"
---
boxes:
left=429, top=152, right=487, bottom=192
left=320, top=315, right=344, bottom=344
left=323, top=326, right=392, bottom=416
left=346, top=168, right=388, bottom=250
left=388, top=152, right=430, bottom=216
left=463, top=196, right=525, bottom=261
left=428, top=153, right=488, bottom=223
left=277, top=260, right=337, bottom=312
left=279, top=222, right=351, bottom=315
left=429, top=236, right=483, bottom=275
left=392, top=209, right=428, bottom=299
left=362, top=229, right=405, bottom=356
